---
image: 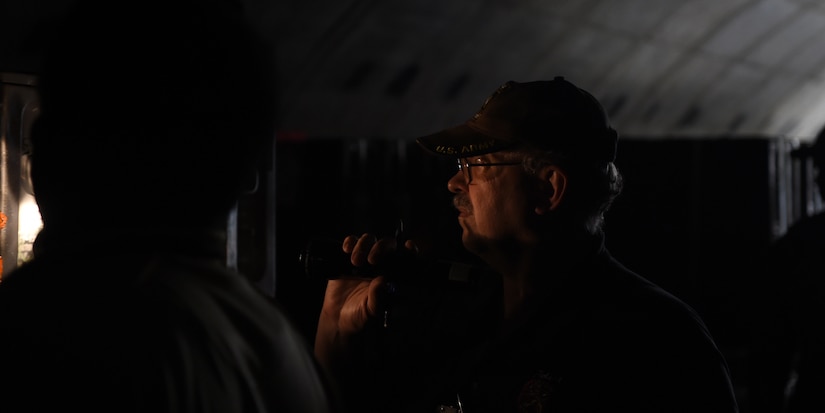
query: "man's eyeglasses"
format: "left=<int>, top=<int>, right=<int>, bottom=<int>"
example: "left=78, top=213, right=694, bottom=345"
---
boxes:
left=456, top=157, right=522, bottom=183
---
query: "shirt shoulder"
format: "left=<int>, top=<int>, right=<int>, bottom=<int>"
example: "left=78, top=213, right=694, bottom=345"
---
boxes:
left=0, top=254, right=334, bottom=413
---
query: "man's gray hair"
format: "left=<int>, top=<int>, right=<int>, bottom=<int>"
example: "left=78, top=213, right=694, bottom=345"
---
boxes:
left=506, top=147, right=624, bottom=234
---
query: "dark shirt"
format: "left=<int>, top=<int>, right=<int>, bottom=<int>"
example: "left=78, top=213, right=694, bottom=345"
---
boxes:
left=354, top=238, right=739, bottom=413
left=0, top=228, right=332, bottom=413
left=747, top=212, right=825, bottom=413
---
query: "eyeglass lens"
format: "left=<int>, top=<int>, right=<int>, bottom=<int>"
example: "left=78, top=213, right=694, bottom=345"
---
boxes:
left=457, top=158, right=471, bottom=183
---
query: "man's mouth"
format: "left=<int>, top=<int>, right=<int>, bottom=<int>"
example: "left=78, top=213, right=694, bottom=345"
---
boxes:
left=453, top=196, right=471, bottom=216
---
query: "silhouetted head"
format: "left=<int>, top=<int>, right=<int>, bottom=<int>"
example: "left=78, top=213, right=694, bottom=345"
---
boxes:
left=31, top=0, right=277, bottom=231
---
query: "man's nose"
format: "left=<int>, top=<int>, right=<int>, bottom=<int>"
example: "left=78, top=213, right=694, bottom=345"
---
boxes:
left=447, top=171, right=467, bottom=193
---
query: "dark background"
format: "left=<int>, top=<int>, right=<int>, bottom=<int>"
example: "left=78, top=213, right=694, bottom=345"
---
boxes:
left=4, top=2, right=824, bottom=411
left=269, top=135, right=815, bottom=411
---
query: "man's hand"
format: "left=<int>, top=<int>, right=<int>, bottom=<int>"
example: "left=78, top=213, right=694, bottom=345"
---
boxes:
left=313, top=233, right=416, bottom=372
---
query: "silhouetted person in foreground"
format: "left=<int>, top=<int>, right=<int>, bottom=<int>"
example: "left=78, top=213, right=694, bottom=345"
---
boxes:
left=314, top=77, right=739, bottom=412
left=747, top=130, right=825, bottom=413
left=0, top=1, right=333, bottom=411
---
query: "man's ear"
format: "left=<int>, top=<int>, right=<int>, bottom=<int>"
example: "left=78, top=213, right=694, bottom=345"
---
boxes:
left=240, top=167, right=261, bottom=195
left=535, top=165, right=567, bottom=214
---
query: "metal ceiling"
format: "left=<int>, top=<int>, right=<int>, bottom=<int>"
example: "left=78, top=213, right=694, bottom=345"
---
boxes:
left=5, top=0, right=825, bottom=142
left=253, top=0, right=825, bottom=142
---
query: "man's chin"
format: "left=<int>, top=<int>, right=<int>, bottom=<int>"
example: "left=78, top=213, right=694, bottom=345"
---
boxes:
left=461, top=233, right=487, bottom=256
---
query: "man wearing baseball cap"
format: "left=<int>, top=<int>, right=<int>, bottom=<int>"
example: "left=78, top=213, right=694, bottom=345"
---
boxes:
left=315, top=77, right=740, bottom=412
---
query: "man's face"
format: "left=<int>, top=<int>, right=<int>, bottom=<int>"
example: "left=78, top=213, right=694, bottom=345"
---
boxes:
left=448, top=152, right=538, bottom=255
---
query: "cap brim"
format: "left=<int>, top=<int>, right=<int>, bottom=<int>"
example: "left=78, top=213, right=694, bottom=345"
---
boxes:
left=415, top=123, right=514, bottom=158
